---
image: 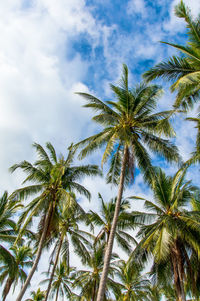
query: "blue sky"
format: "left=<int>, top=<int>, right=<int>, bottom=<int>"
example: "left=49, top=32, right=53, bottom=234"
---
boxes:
left=0, top=0, right=200, bottom=299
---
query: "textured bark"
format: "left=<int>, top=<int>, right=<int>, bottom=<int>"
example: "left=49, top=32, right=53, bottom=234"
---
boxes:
left=45, top=236, right=63, bottom=301
left=171, top=251, right=182, bottom=301
left=2, top=278, right=13, bottom=301
left=175, top=240, right=186, bottom=301
left=171, top=241, right=186, bottom=301
left=96, top=146, right=128, bottom=301
left=16, top=202, right=53, bottom=301
left=92, top=279, right=97, bottom=301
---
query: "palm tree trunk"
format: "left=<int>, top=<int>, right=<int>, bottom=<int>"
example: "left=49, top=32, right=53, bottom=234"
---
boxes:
left=16, top=202, right=53, bottom=301
left=45, top=236, right=63, bottom=301
left=96, top=145, right=128, bottom=301
left=3, top=278, right=13, bottom=301
left=92, top=279, right=97, bottom=301
left=175, top=241, right=186, bottom=301
left=55, top=286, right=59, bottom=301
left=171, top=244, right=186, bottom=301
left=171, top=252, right=182, bottom=301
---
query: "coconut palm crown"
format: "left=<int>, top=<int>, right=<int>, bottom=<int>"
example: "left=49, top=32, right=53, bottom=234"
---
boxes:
left=10, top=142, right=101, bottom=301
left=87, top=193, right=137, bottom=253
left=129, top=167, right=200, bottom=301
left=76, top=64, right=180, bottom=185
left=0, top=245, right=33, bottom=301
left=143, top=1, right=200, bottom=110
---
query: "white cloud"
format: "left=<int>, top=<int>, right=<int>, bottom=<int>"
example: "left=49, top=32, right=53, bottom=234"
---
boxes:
left=127, top=0, right=147, bottom=17
left=0, top=0, right=104, bottom=193
left=164, top=0, right=200, bottom=33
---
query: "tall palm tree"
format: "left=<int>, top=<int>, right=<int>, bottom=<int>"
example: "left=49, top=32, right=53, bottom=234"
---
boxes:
left=72, top=242, right=121, bottom=301
left=41, top=261, right=76, bottom=301
left=26, top=288, right=45, bottom=301
left=75, top=64, right=180, bottom=301
left=0, top=245, right=33, bottom=301
left=115, top=259, right=150, bottom=301
left=130, top=167, right=200, bottom=301
left=143, top=1, right=200, bottom=110
left=87, top=193, right=137, bottom=253
left=44, top=197, right=93, bottom=301
left=10, top=142, right=101, bottom=301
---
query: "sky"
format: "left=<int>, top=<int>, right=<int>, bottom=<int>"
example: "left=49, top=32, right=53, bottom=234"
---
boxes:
left=0, top=0, right=200, bottom=299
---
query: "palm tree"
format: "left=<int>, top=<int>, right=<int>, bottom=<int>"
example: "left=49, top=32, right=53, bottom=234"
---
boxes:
left=148, top=285, right=162, bottom=301
left=10, top=142, right=101, bottom=301
left=115, top=259, right=150, bottom=301
left=44, top=197, right=93, bottom=301
left=72, top=242, right=121, bottom=301
left=0, top=191, right=21, bottom=247
left=87, top=193, right=137, bottom=253
left=143, top=1, right=200, bottom=110
left=0, top=245, right=33, bottom=301
left=75, top=64, right=180, bottom=301
left=41, top=261, right=76, bottom=301
left=26, top=288, right=45, bottom=301
left=130, top=167, right=200, bottom=301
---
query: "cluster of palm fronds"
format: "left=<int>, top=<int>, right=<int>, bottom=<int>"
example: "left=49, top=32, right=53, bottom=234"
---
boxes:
left=1, top=1, right=200, bottom=300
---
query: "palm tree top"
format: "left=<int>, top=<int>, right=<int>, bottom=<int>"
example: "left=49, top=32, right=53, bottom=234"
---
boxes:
left=130, top=167, right=200, bottom=263
left=10, top=142, right=101, bottom=200
left=75, top=64, right=181, bottom=186
left=143, top=1, right=200, bottom=110
left=26, top=288, right=45, bottom=301
left=9, top=142, right=101, bottom=250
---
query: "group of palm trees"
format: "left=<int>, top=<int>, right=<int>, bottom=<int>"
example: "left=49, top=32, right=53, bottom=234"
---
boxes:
left=0, top=1, right=200, bottom=300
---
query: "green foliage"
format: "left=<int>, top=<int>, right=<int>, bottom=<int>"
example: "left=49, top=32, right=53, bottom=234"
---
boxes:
left=116, top=259, right=151, bottom=300
left=0, top=245, right=33, bottom=300
left=129, top=167, right=200, bottom=300
left=10, top=142, right=101, bottom=245
left=72, top=242, right=121, bottom=300
left=87, top=194, right=137, bottom=253
left=26, top=288, right=45, bottom=301
left=41, top=262, right=76, bottom=300
left=143, top=1, right=200, bottom=110
left=76, top=65, right=180, bottom=187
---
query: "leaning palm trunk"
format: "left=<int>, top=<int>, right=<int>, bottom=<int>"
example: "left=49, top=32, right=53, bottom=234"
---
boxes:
left=16, top=203, right=53, bottom=301
left=96, top=146, right=128, bottom=301
left=3, top=278, right=13, bottom=301
left=45, top=236, right=63, bottom=301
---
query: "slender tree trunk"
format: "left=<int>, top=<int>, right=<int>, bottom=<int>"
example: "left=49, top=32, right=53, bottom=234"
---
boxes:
left=3, top=278, right=13, bottom=301
left=96, top=146, right=128, bottom=301
left=16, top=202, right=53, bottom=301
left=175, top=241, right=186, bottom=301
left=45, top=236, right=63, bottom=301
left=92, top=279, right=97, bottom=301
left=171, top=252, right=182, bottom=301
left=55, top=286, right=59, bottom=301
